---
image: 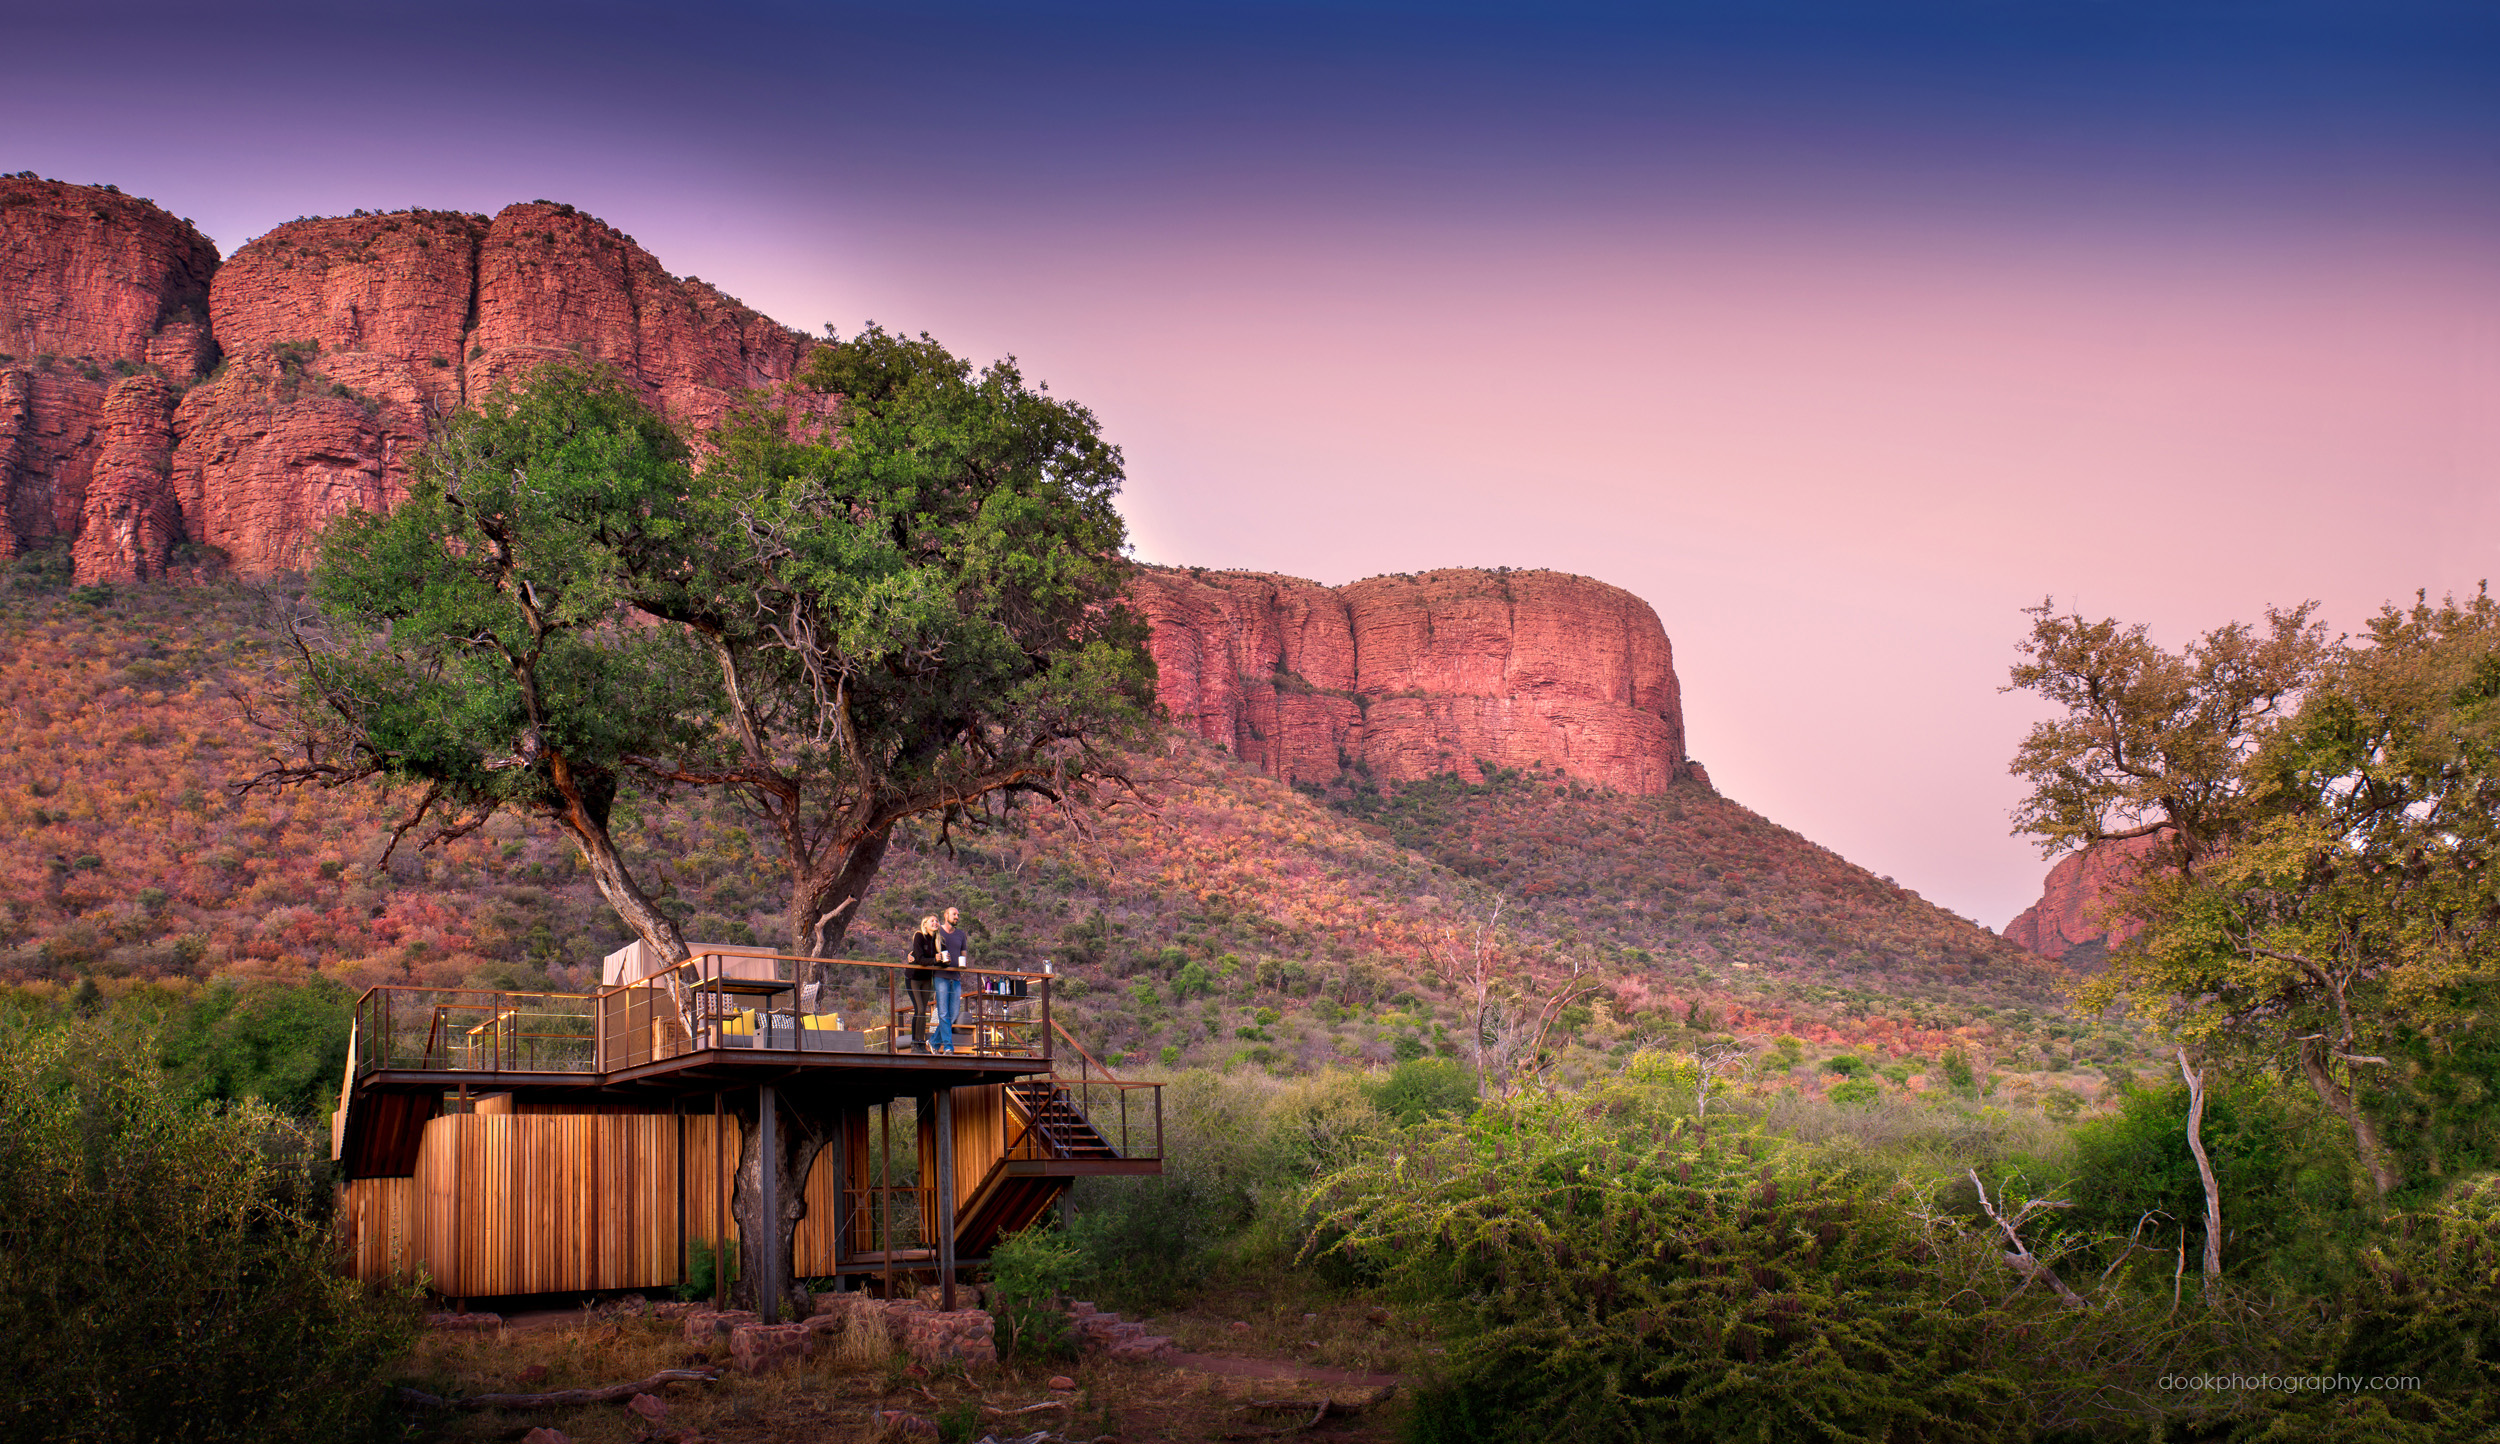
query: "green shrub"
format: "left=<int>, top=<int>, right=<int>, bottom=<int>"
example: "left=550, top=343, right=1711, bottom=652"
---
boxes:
left=1367, top=1056, right=1477, bottom=1126
left=1307, top=1087, right=2036, bottom=1443
left=677, top=1235, right=740, bottom=1301
left=0, top=1021, right=419, bottom=1443
left=1823, top=1053, right=1870, bottom=1077
left=1828, top=1077, right=1881, bottom=1106
left=986, top=1225, right=1084, bottom=1360
left=155, top=978, right=357, bottom=1119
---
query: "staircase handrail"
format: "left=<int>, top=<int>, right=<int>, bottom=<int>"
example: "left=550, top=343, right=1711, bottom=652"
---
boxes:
left=1048, top=1018, right=1131, bottom=1086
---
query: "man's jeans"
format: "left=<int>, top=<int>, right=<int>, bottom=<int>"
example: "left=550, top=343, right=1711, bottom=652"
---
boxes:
left=933, top=972, right=963, bottom=1053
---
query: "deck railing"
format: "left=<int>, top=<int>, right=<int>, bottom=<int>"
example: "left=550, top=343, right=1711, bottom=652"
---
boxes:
left=1004, top=1020, right=1164, bottom=1163
left=348, top=953, right=1058, bottom=1077
left=596, top=951, right=1056, bottom=1070
left=350, top=986, right=600, bottom=1076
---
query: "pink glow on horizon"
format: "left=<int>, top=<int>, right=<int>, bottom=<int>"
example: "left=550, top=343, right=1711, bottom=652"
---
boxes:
left=701, top=209, right=2498, bottom=928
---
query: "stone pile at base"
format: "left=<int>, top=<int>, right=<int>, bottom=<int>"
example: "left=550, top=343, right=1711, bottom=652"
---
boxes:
left=1066, top=1301, right=1176, bottom=1361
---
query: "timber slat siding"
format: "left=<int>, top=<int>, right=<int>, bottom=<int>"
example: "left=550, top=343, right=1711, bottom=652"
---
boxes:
left=368, top=1113, right=745, bottom=1296
left=341, top=1093, right=1036, bottom=1294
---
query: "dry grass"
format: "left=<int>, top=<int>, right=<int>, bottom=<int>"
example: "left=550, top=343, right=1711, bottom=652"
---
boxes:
left=396, top=1294, right=1414, bottom=1444
left=1148, top=1274, right=1432, bottom=1381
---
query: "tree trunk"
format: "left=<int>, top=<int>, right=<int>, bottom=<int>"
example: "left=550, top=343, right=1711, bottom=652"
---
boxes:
left=2176, top=1049, right=2223, bottom=1302
left=728, top=1094, right=831, bottom=1318
left=788, top=828, right=893, bottom=968
left=539, top=757, right=689, bottom=964
left=2297, top=1039, right=2399, bottom=1198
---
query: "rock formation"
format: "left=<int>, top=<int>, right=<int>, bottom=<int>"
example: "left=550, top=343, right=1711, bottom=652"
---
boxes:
left=2001, top=833, right=2162, bottom=963
left=2, top=183, right=809, bottom=579
left=1130, top=566, right=1697, bottom=795
left=0, top=178, right=218, bottom=566
left=5, top=182, right=1702, bottom=800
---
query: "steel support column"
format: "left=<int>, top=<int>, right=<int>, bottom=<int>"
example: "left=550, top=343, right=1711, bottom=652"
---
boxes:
left=936, top=1087, right=957, bottom=1312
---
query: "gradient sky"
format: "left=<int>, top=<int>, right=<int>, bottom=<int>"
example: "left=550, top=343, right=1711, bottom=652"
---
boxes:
left=12, top=1, right=2498, bottom=929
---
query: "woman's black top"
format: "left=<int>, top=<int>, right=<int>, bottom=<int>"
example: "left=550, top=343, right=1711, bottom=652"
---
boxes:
left=908, top=932, right=938, bottom=977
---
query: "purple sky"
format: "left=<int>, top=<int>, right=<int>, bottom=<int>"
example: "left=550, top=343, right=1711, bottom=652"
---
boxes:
left=12, top=2, right=2498, bottom=928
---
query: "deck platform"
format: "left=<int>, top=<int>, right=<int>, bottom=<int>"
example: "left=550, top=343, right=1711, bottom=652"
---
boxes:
left=330, top=951, right=1161, bottom=1303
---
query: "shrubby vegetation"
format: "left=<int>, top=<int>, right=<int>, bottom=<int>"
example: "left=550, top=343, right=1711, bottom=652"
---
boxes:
left=1037, top=1057, right=2499, bottom=1443
left=0, top=1020, right=419, bottom=1443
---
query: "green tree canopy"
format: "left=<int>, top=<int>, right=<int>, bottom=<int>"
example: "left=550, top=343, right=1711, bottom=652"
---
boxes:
left=255, top=333, right=1156, bottom=968
left=2014, top=590, right=2500, bottom=1200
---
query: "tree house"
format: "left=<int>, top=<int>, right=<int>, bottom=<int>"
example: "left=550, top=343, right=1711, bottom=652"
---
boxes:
left=330, top=950, right=1160, bottom=1315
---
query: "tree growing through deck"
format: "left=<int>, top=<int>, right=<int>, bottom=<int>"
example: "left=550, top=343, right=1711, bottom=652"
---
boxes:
left=248, top=339, right=1157, bottom=1311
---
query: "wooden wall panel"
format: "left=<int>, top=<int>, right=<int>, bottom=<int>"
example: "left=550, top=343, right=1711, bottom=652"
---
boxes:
left=380, top=1112, right=746, bottom=1297
left=792, top=1135, right=843, bottom=1277
left=340, top=1177, right=418, bottom=1279
left=952, top=1085, right=1007, bottom=1211
left=350, top=1093, right=1026, bottom=1296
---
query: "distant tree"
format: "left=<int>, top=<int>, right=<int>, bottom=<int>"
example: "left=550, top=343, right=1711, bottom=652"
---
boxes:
left=2012, top=591, right=2500, bottom=1201
left=2005, top=597, right=2326, bottom=871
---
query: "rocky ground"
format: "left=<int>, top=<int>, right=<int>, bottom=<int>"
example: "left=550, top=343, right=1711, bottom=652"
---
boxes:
left=403, top=1278, right=1420, bottom=1444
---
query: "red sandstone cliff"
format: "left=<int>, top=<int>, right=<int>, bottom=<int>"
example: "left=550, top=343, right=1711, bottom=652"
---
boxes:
left=1132, top=566, right=1697, bottom=796
left=1, top=179, right=219, bottom=569
left=2002, top=833, right=2162, bottom=962
left=5, top=185, right=1697, bottom=800
left=2, top=184, right=810, bottom=580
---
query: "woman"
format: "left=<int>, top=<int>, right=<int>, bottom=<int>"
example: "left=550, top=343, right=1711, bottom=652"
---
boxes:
left=905, top=915, right=941, bottom=1053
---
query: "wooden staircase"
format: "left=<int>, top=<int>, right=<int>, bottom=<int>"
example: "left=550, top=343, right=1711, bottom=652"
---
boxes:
left=1005, top=1078, right=1121, bottom=1160
left=951, top=1033, right=1160, bottom=1256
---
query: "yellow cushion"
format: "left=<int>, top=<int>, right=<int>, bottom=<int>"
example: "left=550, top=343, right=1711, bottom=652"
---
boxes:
left=801, top=1013, right=844, bottom=1031
left=719, top=1009, right=756, bottom=1036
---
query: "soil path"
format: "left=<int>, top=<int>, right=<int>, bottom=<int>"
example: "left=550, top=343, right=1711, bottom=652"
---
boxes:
left=1163, top=1352, right=1404, bottom=1388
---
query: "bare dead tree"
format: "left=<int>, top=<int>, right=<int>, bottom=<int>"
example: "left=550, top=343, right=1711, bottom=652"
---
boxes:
left=1434, top=896, right=1507, bottom=1099
left=1691, top=1040, right=1757, bottom=1119
left=1969, top=1170, right=2083, bottom=1307
left=2176, top=1047, right=2223, bottom=1302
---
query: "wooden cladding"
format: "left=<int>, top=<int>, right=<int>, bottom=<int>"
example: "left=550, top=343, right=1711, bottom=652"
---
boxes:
left=338, top=1106, right=905, bottom=1294
left=343, top=1112, right=740, bottom=1297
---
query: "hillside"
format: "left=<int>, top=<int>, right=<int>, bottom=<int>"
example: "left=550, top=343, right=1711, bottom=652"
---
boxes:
left=2, top=556, right=2133, bottom=1116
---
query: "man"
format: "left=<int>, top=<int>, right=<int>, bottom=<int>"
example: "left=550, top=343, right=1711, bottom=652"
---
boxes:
left=936, top=906, right=972, bottom=1054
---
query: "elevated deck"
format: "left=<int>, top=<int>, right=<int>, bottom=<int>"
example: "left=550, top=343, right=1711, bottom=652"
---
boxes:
left=337, top=951, right=1075, bottom=1172
left=331, top=952, right=1162, bottom=1296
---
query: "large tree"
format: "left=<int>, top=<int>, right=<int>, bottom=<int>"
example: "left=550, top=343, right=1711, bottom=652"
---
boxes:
left=624, top=326, right=1157, bottom=970
left=2011, top=592, right=2500, bottom=1201
left=253, top=338, right=1157, bottom=1309
left=249, top=365, right=711, bottom=960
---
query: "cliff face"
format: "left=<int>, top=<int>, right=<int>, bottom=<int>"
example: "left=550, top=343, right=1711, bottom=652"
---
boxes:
left=2002, top=833, right=2161, bottom=963
left=1131, top=566, right=1696, bottom=795
left=0, top=179, right=219, bottom=567
left=2, top=185, right=810, bottom=580
left=7, top=184, right=1697, bottom=801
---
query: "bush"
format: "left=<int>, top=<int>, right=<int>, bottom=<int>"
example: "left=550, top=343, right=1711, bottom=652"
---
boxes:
left=986, top=1224, right=1084, bottom=1360
left=1828, top=1077, right=1881, bottom=1106
left=678, top=1235, right=740, bottom=1301
left=1307, top=1086, right=2037, bottom=1443
left=156, top=978, right=358, bottom=1119
left=1822, top=1053, right=1870, bottom=1077
left=0, top=1021, right=419, bottom=1443
left=1367, top=1056, right=1477, bottom=1126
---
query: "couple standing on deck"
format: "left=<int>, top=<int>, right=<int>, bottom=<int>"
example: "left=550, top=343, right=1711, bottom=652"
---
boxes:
left=905, top=907, right=973, bottom=1054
